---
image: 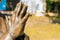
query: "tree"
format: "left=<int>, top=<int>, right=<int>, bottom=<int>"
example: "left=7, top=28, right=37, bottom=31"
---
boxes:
left=46, top=0, right=52, bottom=12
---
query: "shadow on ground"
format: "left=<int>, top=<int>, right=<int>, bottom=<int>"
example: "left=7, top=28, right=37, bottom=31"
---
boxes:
left=50, top=16, right=60, bottom=24
left=15, top=33, right=30, bottom=40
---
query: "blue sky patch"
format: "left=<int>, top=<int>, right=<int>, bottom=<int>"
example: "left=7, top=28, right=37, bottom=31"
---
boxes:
left=0, top=0, right=6, bottom=10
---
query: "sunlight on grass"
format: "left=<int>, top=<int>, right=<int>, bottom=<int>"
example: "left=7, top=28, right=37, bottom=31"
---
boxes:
left=24, top=16, right=60, bottom=40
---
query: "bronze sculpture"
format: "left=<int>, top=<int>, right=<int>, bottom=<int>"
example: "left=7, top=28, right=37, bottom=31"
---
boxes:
left=0, top=1, right=29, bottom=40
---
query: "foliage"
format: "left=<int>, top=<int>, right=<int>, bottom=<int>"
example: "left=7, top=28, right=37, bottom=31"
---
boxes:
left=46, top=0, right=52, bottom=12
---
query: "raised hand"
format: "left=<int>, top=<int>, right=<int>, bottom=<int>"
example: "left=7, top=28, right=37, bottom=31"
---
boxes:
left=0, top=2, right=29, bottom=40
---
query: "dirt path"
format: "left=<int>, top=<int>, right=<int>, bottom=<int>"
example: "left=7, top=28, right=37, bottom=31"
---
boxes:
left=24, top=15, right=60, bottom=40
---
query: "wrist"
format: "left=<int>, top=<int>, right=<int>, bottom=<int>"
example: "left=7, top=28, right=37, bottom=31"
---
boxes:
left=5, top=33, right=13, bottom=40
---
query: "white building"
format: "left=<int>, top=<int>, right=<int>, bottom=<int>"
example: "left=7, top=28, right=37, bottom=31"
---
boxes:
left=20, top=0, right=46, bottom=16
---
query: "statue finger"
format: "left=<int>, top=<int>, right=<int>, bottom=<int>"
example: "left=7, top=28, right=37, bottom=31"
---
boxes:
left=21, top=13, right=30, bottom=24
left=14, top=2, right=22, bottom=16
left=19, top=4, right=28, bottom=19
